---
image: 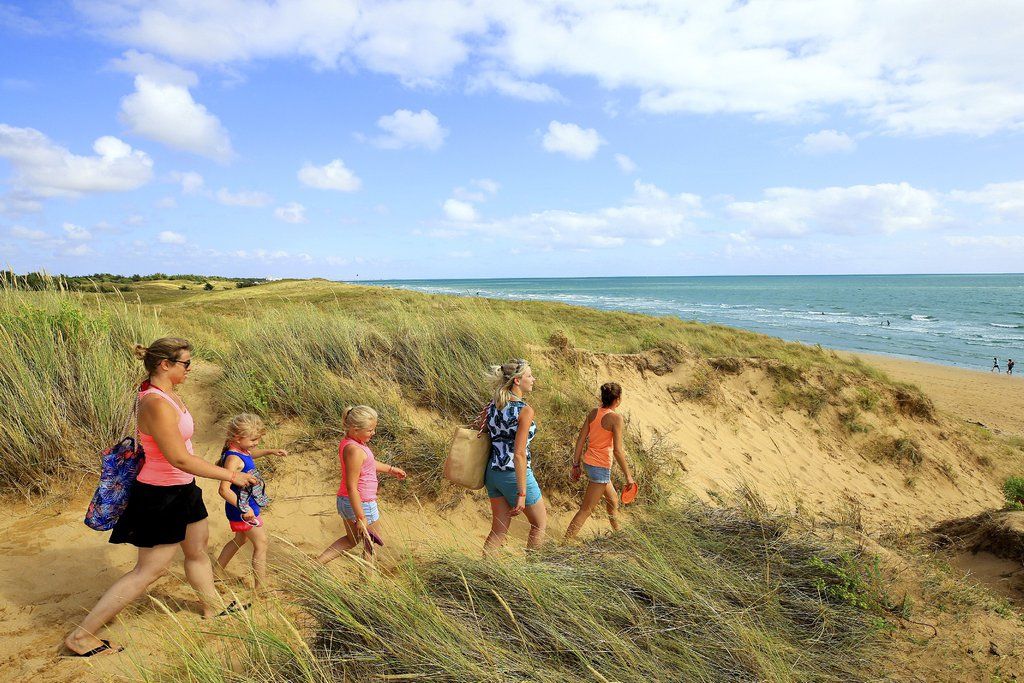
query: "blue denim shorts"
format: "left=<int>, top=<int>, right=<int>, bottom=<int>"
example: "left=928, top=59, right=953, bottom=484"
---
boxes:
left=485, top=467, right=542, bottom=507
left=336, top=496, right=380, bottom=524
left=584, top=464, right=611, bottom=484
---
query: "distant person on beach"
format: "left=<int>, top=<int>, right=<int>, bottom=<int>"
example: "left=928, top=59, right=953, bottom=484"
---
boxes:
left=65, top=338, right=259, bottom=657
left=316, top=406, right=407, bottom=565
left=563, top=382, right=635, bottom=541
left=1009, top=359, right=1015, bottom=375
left=992, top=357, right=1000, bottom=372
left=480, top=359, right=547, bottom=554
left=214, top=414, right=288, bottom=593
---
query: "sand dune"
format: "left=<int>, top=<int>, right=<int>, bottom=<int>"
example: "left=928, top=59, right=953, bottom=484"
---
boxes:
left=2, top=352, right=1024, bottom=680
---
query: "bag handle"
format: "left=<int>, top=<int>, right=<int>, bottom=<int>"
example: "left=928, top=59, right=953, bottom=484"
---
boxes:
left=473, top=401, right=492, bottom=436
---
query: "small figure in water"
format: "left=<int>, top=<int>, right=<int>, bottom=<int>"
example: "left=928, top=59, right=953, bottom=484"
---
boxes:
left=992, top=357, right=1000, bottom=372
left=1008, top=359, right=1015, bottom=376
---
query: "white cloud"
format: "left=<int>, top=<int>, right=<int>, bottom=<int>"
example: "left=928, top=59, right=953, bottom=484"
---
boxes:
left=171, top=170, right=204, bottom=194
left=366, top=109, right=447, bottom=150
left=110, top=49, right=197, bottom=87
left=542, top=121, right=604, bottom=160
left=443, top=199, right=478, bottom=222
left=156, top=196, right=178, bottom=208
left=456, top=179, right=701, bottom=249
left=61, top=243, right=96, bottom=257
left=949, top=181, right=1024, bottom=221
left=466, top=71, right=563, bottom=102
left=0, top=124, right=153, bottom=198
left=944, top=235, right=1024, bottom=250
left=62, top=222, right=91, bottom=240
left=274, top=202, right=308, bottom=224
left=158, top=230, right=186, bottom=244
left=726, top=183, right=948, bottom=237
left=473, top=178, right=500, bottom=196
left=799, top=129, right=856, bottom=155
left=119, top=75, right=234, bottom=162
left=10, top=225, right=47, bottom=241
left=298, top=159, right=362, bottom=192
left=615, top=153, right=638, bottom=173
left=453, top=178, right=500, bottom=203
left=215, top=187, right=272, bottom=207
left=78, top=1, right=1024, bottom=136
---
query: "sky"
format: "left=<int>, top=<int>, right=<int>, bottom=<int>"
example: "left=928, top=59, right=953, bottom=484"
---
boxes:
left=1, top=0, right=1023, bottom=280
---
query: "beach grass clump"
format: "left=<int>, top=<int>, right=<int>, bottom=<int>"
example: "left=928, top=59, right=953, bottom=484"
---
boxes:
left=890, top=383, right=935, bottom=422
left=668, top=363, right=719, bottom=403
left=0, top=288, right=159, bottom=494
left=867, top=436, right=924, bottom=468
left=278, top=503, right=879, bottom=683
left=1002, top=477, right=1024, bottom=510
left=839, top=407, right=871, bottom=434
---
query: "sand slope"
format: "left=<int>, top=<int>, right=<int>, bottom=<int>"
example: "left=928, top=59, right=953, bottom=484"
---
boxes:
left=2, top=353, right=1023, bottom=681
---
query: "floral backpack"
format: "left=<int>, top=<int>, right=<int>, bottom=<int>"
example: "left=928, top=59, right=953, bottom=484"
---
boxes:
left=84, top=395, right=145, bottom=531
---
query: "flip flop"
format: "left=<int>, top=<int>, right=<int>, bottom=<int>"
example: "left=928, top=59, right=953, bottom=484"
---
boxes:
left=367, top=529, right=385, bottom=547
left=245, top=517, right=263, bottom=528
left=621, top=482, right=639, bottom=504
left=68, top=639, right=124, bottom=657
left=215, top=600, right=251, bottom=617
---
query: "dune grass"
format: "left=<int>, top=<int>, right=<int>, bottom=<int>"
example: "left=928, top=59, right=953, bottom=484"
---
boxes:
left=1, top=278, right=897, bottom=497
left=137, top=503, right=882, bottom=683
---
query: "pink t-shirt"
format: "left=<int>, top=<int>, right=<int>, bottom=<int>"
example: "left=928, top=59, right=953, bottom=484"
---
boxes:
left=336, top=437, right=378, bottom=502
left=136, top=386, right=195, bottom=486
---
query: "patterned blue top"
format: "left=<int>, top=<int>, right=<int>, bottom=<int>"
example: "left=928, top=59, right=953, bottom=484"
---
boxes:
left=486, top=399, right=536, bottom=471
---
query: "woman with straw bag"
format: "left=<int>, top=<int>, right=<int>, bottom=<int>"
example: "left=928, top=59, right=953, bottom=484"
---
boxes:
left=481, top=359, right=547, bottom=553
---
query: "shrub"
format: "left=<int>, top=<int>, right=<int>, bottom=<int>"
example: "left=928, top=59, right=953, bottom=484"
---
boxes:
left=203, top=282, right=214, bottom=291
left=1002, top=477, right=1024, bottom=510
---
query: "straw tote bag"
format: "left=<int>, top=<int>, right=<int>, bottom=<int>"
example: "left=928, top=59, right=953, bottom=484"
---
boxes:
left=444, top=404, right=491, bottom=490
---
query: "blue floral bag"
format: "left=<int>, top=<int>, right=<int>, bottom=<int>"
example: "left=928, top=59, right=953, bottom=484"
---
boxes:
left=84, top=396, right=144, bottom=531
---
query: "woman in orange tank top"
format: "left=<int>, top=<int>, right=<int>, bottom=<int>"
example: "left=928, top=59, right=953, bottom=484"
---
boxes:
left=65, top=338, right=259, bottom=658
left=564, top=382, right=635, bottom=541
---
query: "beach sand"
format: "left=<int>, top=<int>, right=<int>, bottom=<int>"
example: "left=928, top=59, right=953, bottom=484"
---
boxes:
left=2, top=351, right=1024, bottom=681
left=850, top=352, right=1024, bottom=438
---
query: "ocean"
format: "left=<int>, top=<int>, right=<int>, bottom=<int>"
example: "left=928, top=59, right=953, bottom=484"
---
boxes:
left=370, top=274, right=1024, bottom=369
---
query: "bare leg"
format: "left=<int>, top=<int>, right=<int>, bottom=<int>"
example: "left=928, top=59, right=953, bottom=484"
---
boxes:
left=523, top=498, right=548, bottom=550
left=64, top=543, right=178, bottom=655
left=180, top=518, right=219, bottom=618
left=563, top=482, right=607, bottom=541
left=317, top=520, right=358, bottom=565
left=245, top=526, right=269, bottom=589
left=483, top=497, right=514, bottom=556
left=603, top=482, right=621, bottom=532
left=216, top=532, right=248, bottom=572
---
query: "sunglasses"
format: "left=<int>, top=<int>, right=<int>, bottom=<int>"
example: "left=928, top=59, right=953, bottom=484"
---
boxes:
left=169, top=358, right=192, bottom=369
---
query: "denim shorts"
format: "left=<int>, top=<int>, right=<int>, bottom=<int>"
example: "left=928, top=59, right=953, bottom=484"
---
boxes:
left=336, top=496, right=380, bottom=524
left=485, top=467, right=542, bottom=507
left=584, top=464, right=611, bottom=484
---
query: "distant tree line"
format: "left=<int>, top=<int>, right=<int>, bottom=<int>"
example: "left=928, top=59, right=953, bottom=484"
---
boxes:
left=1, top=270, right=268, bottom=292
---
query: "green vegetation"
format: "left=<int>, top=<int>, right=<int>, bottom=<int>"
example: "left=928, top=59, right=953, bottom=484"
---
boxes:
left=1002, top=477, right=1024, bottom=510
left=140, top=505, right=881, bottom=682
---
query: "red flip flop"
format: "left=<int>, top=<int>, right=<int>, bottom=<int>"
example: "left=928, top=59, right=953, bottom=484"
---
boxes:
left=621, top=482, right=639, bottom=504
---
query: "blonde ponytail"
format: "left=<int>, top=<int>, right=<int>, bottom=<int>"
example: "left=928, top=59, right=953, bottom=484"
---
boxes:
left=490, top=358, right=530, bottom=410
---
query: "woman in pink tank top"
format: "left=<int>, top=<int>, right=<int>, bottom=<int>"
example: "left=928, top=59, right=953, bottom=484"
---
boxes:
left=317, top=405, right=407, bottom=565
left=564, top=382, right=635, bottom=541
left=65, top=338, right=259, bottom=658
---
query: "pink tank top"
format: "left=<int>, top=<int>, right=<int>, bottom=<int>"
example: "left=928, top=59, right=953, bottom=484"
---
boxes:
left=337, top=437, right=378, bottom=501
left=136, top=386, right=195, bottom=486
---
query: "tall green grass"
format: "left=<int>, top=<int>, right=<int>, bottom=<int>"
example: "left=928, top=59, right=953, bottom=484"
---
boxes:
left=0, top=288, right=160, bottom=494
left=139, top=503, right=881, bottom=682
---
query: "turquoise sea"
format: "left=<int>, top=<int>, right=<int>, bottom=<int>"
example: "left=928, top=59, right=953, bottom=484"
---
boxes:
left=371, top=274, right=1024, bottom=369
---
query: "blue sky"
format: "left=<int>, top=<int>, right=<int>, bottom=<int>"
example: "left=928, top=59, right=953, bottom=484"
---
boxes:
left=1, top=0, right=1023, bottom=280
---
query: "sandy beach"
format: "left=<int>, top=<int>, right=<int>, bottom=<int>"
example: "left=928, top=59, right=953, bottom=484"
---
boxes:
left=850, top=352, right=1024, bottom=438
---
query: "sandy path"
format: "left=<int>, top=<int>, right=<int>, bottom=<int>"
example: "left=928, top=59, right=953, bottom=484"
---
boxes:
left=850, top=352, right=1024, bottom=437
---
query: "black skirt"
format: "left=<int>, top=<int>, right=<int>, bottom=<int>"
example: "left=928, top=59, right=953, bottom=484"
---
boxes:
left=110, top=479, right=208, bottom=548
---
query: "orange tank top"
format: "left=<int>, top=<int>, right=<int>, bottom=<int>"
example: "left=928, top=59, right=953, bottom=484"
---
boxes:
left=583, top=407, right=615, bottom=468
left=136, top=386, right=195, bottom=486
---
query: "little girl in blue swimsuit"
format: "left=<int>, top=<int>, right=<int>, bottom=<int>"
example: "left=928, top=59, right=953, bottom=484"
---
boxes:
left=482, top=359, right=547, bottom=554
left=215, top=414, right=287, bottom=594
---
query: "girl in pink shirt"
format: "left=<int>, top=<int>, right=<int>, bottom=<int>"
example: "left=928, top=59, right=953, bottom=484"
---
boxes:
left=316, top=405, right=407, bottom=565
